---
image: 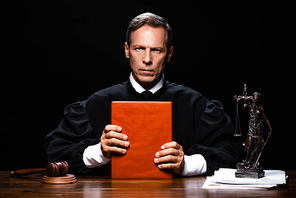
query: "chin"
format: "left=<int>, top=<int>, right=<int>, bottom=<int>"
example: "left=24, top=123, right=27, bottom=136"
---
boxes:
left=138, top=75, right=157, bottom=84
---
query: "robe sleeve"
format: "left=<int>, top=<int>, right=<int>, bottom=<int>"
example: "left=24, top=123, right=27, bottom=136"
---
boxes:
left=43, top=102, right=109, bottom=175
left=185, top=100, right=241, bottom=175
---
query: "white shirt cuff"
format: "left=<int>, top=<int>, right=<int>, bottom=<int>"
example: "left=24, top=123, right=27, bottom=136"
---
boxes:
left=83, top=142, right=111, bottom=168
left=181, top=154, right=207, bottom=176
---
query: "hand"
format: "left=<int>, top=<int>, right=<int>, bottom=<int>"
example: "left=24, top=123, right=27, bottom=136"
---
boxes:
left=154, top=141, right=185, bottom=175
left=100, top=125, right=129, bottom=159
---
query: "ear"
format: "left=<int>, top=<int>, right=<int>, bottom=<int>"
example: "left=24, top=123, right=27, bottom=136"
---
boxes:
left=124, top=42, right=130, bottom=58
left=167, top=46, right=173, bottom=62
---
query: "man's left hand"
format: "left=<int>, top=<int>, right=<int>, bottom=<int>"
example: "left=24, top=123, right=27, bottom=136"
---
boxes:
left=154, top=141, right=185, bottom=175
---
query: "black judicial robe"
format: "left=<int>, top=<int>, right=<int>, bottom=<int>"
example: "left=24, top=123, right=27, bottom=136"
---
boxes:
left=43, top=80, right=240, bottom=175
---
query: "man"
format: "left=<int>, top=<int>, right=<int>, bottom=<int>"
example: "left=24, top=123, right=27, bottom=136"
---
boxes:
left=43, top=12, right=240, bottom=176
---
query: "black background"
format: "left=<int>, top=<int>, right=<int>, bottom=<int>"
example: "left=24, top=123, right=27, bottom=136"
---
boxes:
left=1, top=1, right=293, bottom=171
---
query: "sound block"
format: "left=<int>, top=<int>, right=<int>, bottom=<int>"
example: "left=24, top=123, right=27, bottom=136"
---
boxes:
left=235, top=168, right=265, bottom=179
left=41, top=174, right=77, bottom=184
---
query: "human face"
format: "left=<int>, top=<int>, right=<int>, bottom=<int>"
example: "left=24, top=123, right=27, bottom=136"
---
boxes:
left=253, top=93, right=260, bottom=103
left=125, top=25, right=173, bottom=90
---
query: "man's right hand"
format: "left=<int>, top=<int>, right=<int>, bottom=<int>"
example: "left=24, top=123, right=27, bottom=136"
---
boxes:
left=100, top=125, right=129, bottom=159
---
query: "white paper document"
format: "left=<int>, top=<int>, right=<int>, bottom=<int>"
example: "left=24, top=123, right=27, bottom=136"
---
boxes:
left=202, top=168, right=286, bottom=190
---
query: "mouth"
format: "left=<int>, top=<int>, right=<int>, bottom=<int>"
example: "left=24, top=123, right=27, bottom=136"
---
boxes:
left=139, top=69, right=154, bottom=75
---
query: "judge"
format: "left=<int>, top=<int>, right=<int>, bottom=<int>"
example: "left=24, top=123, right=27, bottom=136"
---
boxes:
left=43, top=12, right=240, bottom=176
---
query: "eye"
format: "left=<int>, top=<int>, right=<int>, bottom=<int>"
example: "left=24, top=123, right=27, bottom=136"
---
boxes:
left=135, top=47, right=144, bottom=52
left=152, top=49, right=162, bottom=53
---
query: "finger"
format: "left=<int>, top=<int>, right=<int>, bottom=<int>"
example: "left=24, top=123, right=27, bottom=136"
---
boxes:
left=105, top=137, right=130, bottom=148
left=157, top=163, right=177, bottom=170
left=156, top=148, right=179, bottom=158
left=104, top=131, right=128, bottom=141
left=103, top=125, right=122, bottom=133
left=105, top=146, right=127, bottom=155
left=161, top=141, right=181, bottom=150
left=155, top=156, right=184, bottom=175
left=154, top=155, right=178, bottom=164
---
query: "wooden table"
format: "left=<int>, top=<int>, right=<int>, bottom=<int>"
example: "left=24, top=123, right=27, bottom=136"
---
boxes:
left=0, top=171, right=295, bottom=197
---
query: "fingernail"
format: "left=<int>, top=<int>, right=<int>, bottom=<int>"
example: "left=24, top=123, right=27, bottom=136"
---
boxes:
left=154, top=158, right=158, bottom=163
left=123, top=135, right=128, bottom=140
left=125, top=141, right=129, bottom=147
left=158, top=164, right=162, bottom=169
left=161, top=145, right=165, bottom=150
left=155, top=152, right=159, bottom=157
left=122, top=149, right=126, bottom=154
left=117, top=127, right=122, bottom=131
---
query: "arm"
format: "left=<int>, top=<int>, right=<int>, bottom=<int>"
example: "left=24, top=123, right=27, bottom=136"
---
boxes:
left=43, top=102, right=102, bottom=174
left=242, top=84, right=248, bottom=96
left=154, top=141, right=185, bottom=175
left=262, top=107, right=272, bottom=136
left=154, top=141, right=207, bottom=176
left=83, top=125, right=129, bottom=168
left=188, top=100, right=241, bottom=175
left=100, top=125, right=129, bottom=158
left=43, top=101, right=130, bottom=174
left=154, top=99, right=240, bottom=176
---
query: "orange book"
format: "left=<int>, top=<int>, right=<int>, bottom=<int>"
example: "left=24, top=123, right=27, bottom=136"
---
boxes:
left=111, top=101, right=173, bottom=179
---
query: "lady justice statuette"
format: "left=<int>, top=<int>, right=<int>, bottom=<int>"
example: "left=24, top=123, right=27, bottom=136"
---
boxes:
left=234, top=84, right=272, bottom=178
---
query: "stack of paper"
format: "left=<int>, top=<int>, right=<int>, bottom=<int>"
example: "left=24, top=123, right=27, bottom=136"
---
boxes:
left=202, top=168, right=286, bottom=190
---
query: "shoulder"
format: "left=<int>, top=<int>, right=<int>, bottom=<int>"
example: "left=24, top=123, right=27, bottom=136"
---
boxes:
left=166, top=81, right=225, bottom=113
left=257, top=104, right=264, bottom=111
left=82, top=82, right=127, bottom=108
left=90, top=82, right=127, bottom=99
left=95, top=82, right=127, bottom=95
left=166, top=81, right=205, bottom=101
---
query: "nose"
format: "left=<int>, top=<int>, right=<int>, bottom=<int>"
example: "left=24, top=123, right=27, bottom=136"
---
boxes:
left=143, top=50, right=152, bottom=65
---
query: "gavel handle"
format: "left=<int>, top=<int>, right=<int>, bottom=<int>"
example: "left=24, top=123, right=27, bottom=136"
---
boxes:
left=10, top=168, right=46, bottom=176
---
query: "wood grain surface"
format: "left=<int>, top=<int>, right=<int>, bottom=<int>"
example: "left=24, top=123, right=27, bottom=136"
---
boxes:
left=0, top=171, right=295, bottom=197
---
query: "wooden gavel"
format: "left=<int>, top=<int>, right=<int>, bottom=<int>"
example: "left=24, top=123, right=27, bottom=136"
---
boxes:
left=10, top=161, right=69, bottom=177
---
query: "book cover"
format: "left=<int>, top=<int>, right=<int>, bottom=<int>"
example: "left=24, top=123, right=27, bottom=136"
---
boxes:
left=111, top=101, right=173, bottom=179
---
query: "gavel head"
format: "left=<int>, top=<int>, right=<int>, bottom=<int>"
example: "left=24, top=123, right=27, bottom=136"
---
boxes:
left=46, top=161, right=69, bottom=177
